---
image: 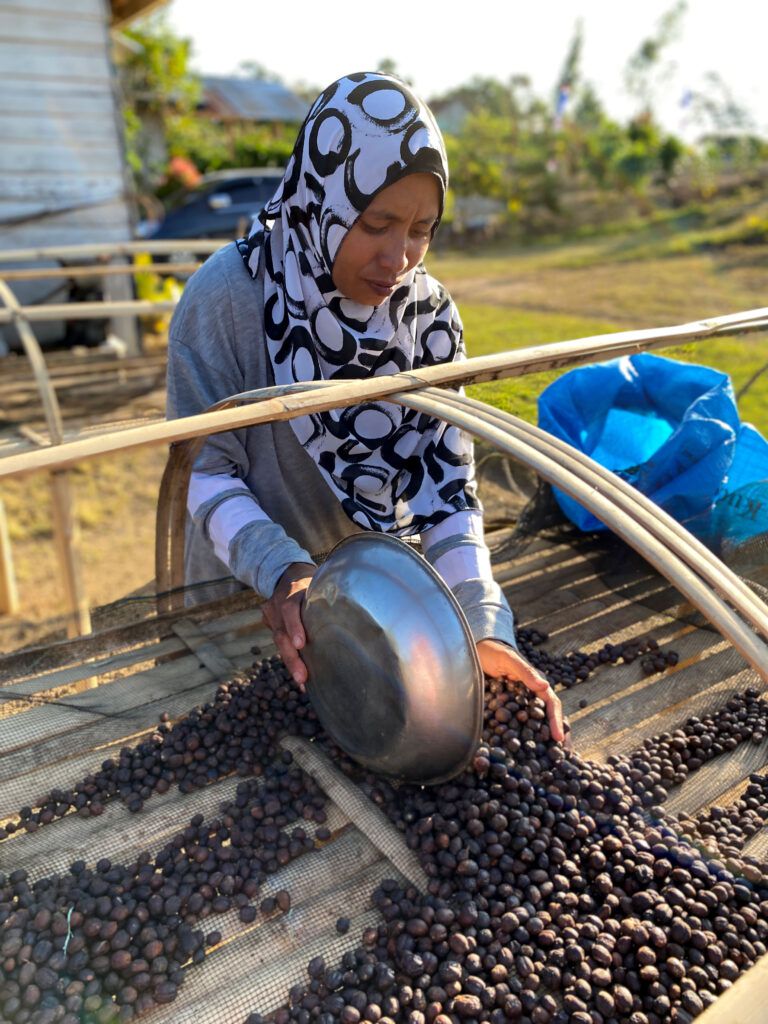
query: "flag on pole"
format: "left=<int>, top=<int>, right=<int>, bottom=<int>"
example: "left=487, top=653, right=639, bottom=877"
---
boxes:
left=554, top=83, right=571, bottom=128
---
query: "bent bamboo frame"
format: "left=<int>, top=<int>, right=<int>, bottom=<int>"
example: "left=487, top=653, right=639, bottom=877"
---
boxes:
left=0, top=279, right=91, bottom=636
left=435, top=391, right=768, bottom=639
left=154, top=382, right=768, bottom=681
left=2, top=307, right=768, bottom=483
left=405, top=390, right=768, bottom=680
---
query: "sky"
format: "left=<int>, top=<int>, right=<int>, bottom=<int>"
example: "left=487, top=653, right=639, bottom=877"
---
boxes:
left=166, top=0, right=768, bottom=139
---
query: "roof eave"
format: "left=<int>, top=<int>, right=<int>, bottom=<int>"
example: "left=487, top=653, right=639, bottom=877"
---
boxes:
left=110, top=0, right=169, bottom=28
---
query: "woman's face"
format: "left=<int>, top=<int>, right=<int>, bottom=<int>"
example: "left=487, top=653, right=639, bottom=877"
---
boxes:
left=332, top=172, right=441, bottom=306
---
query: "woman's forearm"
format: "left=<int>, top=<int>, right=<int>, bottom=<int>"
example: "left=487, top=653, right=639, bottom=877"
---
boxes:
left=188, top=471, right=315, bottom=598
left=421, top=510, right=518, bottom=649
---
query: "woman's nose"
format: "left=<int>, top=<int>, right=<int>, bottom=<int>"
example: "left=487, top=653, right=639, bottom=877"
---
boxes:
left=378, top=235, right=409, bottom=274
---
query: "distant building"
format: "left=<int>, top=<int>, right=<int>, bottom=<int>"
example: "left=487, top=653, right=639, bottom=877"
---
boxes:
left=429, top=97, right=473, bottom=137
left=200, top=77, right=309, bottom=126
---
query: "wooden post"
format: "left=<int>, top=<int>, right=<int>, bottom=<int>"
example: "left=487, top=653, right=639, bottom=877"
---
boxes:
left=49, top=471, right=91, bottom=638
left=0, top=499, right=19, bottom=617
left=0, top=276, right=91, bottom=636
left=102, top=256, right=142, bottom=357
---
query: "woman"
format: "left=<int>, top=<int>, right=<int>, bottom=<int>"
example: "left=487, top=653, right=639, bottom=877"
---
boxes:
left=167, top=71, right=565, bottom=743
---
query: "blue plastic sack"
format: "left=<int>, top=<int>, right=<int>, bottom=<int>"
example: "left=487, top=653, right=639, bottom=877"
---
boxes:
left=537, top=353, right=768, bottom=549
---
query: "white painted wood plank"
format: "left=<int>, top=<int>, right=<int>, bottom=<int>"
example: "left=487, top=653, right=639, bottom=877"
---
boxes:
left=0, top=11, right=108, bottom=45
left=0, top=175, right=124, bottom=202
left=3, top=0, right=105, bottom=18
left=0, top=142, right=121, bottom=175
left=0, top=196, right=123, bottom=223
left=0, top=85, right=115, bottom=117
left=0, top=43, right=112, bottom=82
left=0, top=222, right=131, bottom=248
left=0, top=203, right=131, bottom=243
left=0, top=113, right=119, bottom=143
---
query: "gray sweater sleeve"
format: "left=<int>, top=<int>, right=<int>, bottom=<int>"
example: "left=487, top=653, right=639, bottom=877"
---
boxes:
left=422, top=531, right=518, bottom=650
left=166, top=255, right=316, bottom=598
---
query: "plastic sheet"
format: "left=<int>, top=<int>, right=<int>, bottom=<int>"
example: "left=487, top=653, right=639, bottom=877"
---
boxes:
left=537, top=353, right=768, bottom=549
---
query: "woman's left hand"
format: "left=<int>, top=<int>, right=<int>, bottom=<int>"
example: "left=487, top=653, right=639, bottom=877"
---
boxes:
left=476, top=639, right=567, bottom=745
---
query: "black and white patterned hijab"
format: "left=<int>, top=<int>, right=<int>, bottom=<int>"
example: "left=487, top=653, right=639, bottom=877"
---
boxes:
left=238, top=71, right=479, bottom=534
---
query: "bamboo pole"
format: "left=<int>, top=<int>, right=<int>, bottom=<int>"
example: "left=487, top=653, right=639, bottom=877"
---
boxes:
left=2, top=308, right=767, bottom=483
left=0, top=499, right=19, bottom=617
left=49, top=471, right=91, bottom=637
left=0, top=239, right=227, bottom=263
left=0, top=279, right=91, bottom=637
left=0, top=299, right=178, bottom=324
left=0, top=263, right=201, bottom=281
left=0, top=279, right=66, bottom=443
left=697, top=948, right=768, bottom=1023
left=153, top=379, right=768, bottom=681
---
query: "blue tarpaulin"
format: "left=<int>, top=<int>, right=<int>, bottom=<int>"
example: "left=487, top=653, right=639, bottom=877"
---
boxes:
left=537, top=353, right=768, bottom=550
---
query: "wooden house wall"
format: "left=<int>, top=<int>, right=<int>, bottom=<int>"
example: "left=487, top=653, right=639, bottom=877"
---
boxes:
left=0, top=0, right=134, bottom=249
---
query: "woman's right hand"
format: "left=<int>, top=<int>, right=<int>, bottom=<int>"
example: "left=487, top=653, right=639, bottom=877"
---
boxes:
left=261, top=562, right=317, bottom=689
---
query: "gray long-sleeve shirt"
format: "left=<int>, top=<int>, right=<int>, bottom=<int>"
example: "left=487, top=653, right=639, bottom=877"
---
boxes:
left=166, top=242, right=516, bottom=647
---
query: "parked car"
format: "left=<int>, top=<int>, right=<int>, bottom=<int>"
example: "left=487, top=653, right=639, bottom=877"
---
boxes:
left=141, top=167, right=285, bottom=247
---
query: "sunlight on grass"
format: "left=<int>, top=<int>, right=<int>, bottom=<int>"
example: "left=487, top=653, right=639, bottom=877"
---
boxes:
left=456, top=305, right=768, bottom=432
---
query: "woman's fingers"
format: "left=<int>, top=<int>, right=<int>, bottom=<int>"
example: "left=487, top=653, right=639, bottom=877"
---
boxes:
left=282, top=595, right=306, bottom=651
left=260, top=563, right=316, bottom=690
left=542, top=688, right=566, bottom=745
left=512, top=657, right=565, bottom=743
left=273, top=627, right=308, bottom=691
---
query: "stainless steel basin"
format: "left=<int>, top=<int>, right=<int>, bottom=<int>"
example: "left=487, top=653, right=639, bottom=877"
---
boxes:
left=302, top=533, right=483, bottom=784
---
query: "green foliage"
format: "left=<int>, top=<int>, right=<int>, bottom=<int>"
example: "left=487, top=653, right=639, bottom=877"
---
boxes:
left=667, top=212, right=768, bottom=253
left=554, top=20, right=583, bottom=105
left=117, top=9, right=766, bottom=247
left=658, top=135, right=685, bottom=177
left=120, top=18, right=200, bottom=116
left=166, top=119, right=296, bottom=175
left=118, top=17, right=298, bottom=197
left=117, top=15, right=201, bottom=191
left=624, top=1, right=687, bottom=114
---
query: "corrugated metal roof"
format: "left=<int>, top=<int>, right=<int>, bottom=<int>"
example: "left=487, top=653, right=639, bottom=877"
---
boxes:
left=202, top=77, right=309, bottom=123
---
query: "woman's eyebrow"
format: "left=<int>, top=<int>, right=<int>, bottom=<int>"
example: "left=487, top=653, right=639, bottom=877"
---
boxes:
left=365, top=210, right=438, bottom=224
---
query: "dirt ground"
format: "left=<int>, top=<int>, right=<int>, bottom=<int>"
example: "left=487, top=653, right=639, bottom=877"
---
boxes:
left=2, top=243, right=766, bottom=653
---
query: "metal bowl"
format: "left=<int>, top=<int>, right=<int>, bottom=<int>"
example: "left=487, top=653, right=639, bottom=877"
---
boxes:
left=301, top=533, right=483, bottom=785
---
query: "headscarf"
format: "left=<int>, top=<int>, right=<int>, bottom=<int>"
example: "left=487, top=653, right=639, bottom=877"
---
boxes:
left=238, top=71, right=479, bottom=534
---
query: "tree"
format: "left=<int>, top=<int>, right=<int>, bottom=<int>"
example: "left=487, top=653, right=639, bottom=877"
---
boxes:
left=237, top=60, right=283, bottom=82
left=117, top=15, right=200, bottom=192
left=624, top=1, right=687, bottom=117
left=686, top=72, right=755, bottom=135
left=553, top=20, right=583, bottom=113
left=377, top=58, right=413, bottom=85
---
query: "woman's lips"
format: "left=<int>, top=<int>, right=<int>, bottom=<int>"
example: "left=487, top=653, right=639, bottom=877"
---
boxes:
left=365, top=279, right=398, bottom=297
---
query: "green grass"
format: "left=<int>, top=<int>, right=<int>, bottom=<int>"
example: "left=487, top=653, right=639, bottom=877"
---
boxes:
left=453, top=305, right=768, bottom=435
left=460, top=306, right=619, bottom=423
